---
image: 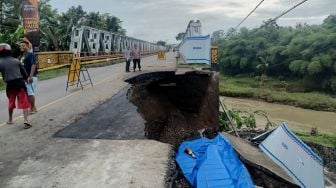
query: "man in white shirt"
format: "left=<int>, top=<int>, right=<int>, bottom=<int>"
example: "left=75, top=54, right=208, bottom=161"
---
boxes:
left=124, top=47, right=132, bottom=72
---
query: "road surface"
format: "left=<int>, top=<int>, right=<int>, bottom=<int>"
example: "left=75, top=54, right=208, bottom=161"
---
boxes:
left=0, top=53, right=176, bottom=188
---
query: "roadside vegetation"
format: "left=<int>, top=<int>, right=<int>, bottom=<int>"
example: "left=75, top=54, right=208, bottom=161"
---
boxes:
left=213, top=15, right=336, bottom=111
left=214, top=15, right=336, bottom=94
left=1, top=0, right=126, bottom=57
left=220, top=75, right=336, bottom=112
left=38, top=67, right=69, bottom=80
left=295, top=131, right=336, bottom=149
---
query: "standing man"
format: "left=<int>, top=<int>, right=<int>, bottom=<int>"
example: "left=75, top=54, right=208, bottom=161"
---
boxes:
left=125, top=46, right=132, bottom=72
left=174, top=49, right=180, bottom=64
left=0, top=43, right=32, bottom=129
left=20, top=40, right=38, bottom=114
left=132, top=45, right=141, bottom=72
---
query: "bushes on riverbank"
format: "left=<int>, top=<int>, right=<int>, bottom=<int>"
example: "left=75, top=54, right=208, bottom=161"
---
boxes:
left=214, top=15, right=336, bottom=94
left=295, top=132, right=336, bottom=149
left=220, top=76, right=336, bottom=112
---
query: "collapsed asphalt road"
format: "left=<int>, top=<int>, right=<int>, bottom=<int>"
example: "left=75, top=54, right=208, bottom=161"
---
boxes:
left=0, top=54, right=176, bottom=188
left=55, top=86, right=146, bottom=140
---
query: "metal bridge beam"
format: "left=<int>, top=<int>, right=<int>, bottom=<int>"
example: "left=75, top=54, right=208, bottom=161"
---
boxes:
left=70, top=26, right=163, bottom=55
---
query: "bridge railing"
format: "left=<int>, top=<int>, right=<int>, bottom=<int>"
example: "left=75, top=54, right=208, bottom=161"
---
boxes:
left=36, top=51, right=75, bottom=70
left=36, top=50, right=161, bottom=70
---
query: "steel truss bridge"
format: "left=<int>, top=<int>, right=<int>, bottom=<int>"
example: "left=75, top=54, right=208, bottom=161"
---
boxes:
left=70, top=26, right=165, bottom=56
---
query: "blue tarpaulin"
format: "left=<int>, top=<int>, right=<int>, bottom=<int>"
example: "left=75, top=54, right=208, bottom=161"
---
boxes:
left=176, top=134, right=254, bottom=188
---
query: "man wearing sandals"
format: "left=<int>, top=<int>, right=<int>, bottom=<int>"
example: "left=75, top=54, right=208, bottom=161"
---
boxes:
left=0, top=43, right=32, bottom=129
left=20, top=40, right=38, bottom=114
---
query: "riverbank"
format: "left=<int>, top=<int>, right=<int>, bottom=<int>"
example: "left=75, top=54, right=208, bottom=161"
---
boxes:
left=222, top=96, right=336, bottom=149
left=220, top=76, right=336, bottom=112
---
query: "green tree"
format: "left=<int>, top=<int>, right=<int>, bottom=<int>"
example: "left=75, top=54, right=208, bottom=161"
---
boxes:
left=0, top=0, right=21, bottom=34
left=257, top=57, right=269, bottom=86
left=289, top=60, right=309, bottom=76
left=216, top=14, right=336, bottom=93
left=156, top=40, right=166, bottom=46
left=0, top=25, right=23, bottom=56
left=105, top=15, right=126, bottom=35
left=39, top=0, right=61, bottom=51
left=1, top=1, right=126, bottom=51
left=212, top=30, right=224, bottom=41
left=307, top=61, right=323, bottom=76
left=175, top=32, right=185, bottom=41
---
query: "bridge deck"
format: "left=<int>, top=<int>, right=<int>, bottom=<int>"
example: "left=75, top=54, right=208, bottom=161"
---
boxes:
left=0, top=53, right=176, bottom=188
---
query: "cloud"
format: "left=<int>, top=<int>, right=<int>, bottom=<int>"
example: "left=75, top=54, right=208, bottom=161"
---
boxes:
left=49, top=0, right=336, bottom=43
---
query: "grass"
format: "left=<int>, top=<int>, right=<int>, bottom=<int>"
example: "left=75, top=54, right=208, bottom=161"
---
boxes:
left=0, top=79, right=4, bottom=90
left=0, top=67, right=69, bottom=91
left=295, top=132, right=336, bottom=149
left=220, top=75, right=336, bottom=112
left=39, top=67, right=69, bottom=81
left=0, top=57, right=126, bottom=91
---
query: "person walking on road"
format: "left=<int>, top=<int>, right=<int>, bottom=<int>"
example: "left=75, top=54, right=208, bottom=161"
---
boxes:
left=0, top=43, right=32, bottom=129
left=125, top=46, right=132, bottom=72
left=132, top=45, right=141, bottom=72
left=20, top=40, right=38, bottom=114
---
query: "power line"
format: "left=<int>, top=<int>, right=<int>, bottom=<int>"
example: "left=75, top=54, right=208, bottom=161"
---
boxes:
left=234, top=0, right=265, bottom=31
left=225, top=0, right=309, bottom=39
left=224, top=0, right=265, bottom=39
left=271, top=0, right=308, bottom=22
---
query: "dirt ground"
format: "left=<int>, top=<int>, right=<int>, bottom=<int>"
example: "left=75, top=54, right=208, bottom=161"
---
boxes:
left=0, top=53, right=176, bottom=188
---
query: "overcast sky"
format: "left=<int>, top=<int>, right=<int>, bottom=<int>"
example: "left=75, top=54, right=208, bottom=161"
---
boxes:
left=49, top=0, right=336, bottom=43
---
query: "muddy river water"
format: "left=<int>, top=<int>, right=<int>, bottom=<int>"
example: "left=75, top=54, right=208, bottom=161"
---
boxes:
left=221, top=97, right=336, bottom=134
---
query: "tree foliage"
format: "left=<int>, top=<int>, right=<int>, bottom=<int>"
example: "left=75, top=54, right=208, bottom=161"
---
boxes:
left=175, top=32, right=185, bottom=41
left=212, top=30, right=224, bottom=41
left=214, top=15, right=336, bottom=93
left=156, top=40, right=166, bottom=46
left=0, top=0, right=126, bottom=51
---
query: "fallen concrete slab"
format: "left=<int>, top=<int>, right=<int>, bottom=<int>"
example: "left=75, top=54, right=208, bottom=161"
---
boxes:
left=222, top=132, right=299, bottom=187
left=259, top=123, right=325, bottom=188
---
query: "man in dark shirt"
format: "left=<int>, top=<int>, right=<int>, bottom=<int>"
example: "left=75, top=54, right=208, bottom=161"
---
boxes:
left=0, top=43, right=32, bottom=129
left=20, top=40, right=38, bottom=114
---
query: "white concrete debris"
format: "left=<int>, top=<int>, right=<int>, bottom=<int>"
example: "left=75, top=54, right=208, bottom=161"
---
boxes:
left=260, top=123, right=325, bottom=188
left=179, top=20, right=211, bottom=64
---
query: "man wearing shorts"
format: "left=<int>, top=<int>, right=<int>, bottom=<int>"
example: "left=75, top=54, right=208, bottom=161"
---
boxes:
left=0, top=43, right=32, bottom=129
left=20, top=40, right=38, bottom=114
